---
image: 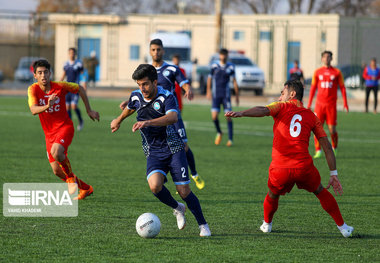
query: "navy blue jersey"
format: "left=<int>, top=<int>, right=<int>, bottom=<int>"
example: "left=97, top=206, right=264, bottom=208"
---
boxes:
left=127, top=86, right=184, bottom=157
left=63, top=59, right=83, bottom=84
left=209, top=61, right=235, bottom=98
left=155, top=62, right=189, bottom=95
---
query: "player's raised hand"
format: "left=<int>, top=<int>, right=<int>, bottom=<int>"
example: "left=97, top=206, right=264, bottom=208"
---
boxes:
left=184, top=89, right=194, bottom=101
left=48, top=94, right=59, bottom=107
left=110, top=119, right=120, bottom=133
left=326, top=174, right=343, bottom=195
left=225, top=111, right=242, bottom=118
left=119, top=100, right=128, bottom=110
left=87, top=110, right=100, bottom=121
left=132, top=121, right=149, bottom=132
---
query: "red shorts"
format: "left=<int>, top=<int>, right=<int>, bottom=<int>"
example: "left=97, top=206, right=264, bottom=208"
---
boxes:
left=267, top=164, right=321, bottom=195
left=45, top=125, right=74, bottom=162
left=314, top=103, right=337, bottom=126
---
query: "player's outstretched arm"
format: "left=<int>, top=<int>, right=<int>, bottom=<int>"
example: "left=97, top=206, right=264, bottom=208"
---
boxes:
left=132, top=111, right=178, bottom=132
left=29, top=94, right=59, bottom=115
left=225, top=106, right=270, bottom=118
left=206, top=76, right=212, bottom=100
left=78, top=85, right=100, bottom=121
left=111, top=107, right=135, bottom=133
left=319, top=136, right=343, bottom=195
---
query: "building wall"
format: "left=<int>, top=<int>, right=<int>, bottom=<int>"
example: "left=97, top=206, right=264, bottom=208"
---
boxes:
left=49, top=13, right=380, bottom=93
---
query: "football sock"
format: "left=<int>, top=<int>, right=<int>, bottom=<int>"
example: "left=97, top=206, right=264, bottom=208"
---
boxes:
left=76, top=177, right=90, bottom=190
left=315, top=188, right=344, bottom=226
left=314, top=135, right=321, bottom=152
left=227, top=120, right=233, bottom=141
left=75, top=108, right=83, bottom=124
left=263, top=193, right=279, bottom=223
left=186, top=148, right=197, bottom=175
left=58, top=157, right=74, bottom=178
left=67, top=109, right=72, bottom=119
left=153, top=186, right=178, bottom=209
left=213, top=119, right=222, bottom=134
left=182, top=191, right=207, bottom=225
left=331, top=132, right=338, bottom=149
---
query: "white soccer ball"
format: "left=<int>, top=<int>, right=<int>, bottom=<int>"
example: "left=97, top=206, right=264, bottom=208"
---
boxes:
left=136, top=213, right=161, bottom=238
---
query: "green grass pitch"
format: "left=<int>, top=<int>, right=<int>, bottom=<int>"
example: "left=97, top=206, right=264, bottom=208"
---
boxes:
left=0, top=96, right=379, bottom=262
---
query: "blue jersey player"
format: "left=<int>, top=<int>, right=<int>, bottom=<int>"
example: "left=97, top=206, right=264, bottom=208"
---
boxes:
left=111, top=64, right=211, bottom=237
left=207, top=48, right=239, bottom=146
left=60, top=47, right=84, bottom=131
left=120, top=39, right=205, bottom=190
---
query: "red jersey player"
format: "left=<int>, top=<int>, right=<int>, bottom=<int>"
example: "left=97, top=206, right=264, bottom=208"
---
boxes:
left=28, top=59, right=100, bottom=200
left=307, top=51, right=349, bottom=158
left=225, top=80, right=353, bottom=238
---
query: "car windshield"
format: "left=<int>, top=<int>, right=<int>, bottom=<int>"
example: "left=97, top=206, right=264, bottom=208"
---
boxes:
left=229, top=58, right=255, bottom=66
left=163, top=48, right=191, bottom=62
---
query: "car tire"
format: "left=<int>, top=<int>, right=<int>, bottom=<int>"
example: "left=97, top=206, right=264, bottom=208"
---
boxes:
left=254, top=89, right=263, bottom=96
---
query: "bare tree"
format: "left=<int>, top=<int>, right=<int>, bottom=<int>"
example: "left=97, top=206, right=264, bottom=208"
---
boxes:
left=316, top=0, right=375, bottom=17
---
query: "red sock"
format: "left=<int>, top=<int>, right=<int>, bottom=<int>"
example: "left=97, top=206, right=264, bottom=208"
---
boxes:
left=316, top=188, right=344, bottom=226
left=58, top=157, right=74, bottom=179
left=314, top=135, right=321, bottom=151
left=331, top=132, right=338, bottom=149
left=76, top=177, right=90, bottom=190
left=263, top=193, right=279, bottom=223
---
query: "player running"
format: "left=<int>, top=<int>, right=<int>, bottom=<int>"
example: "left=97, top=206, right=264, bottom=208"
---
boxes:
left=307, top=51, right=349, bottom=158
left=111, top=64, right=211, bottom=237
left=225, top=80, right=353, bottom=238
left=120, top=39, right=205, bottom=190
left=206, top=48, right=239, bottom=146
left=60, top=47, right=85, bottom=131
left=28, top=59, right=99, bottom=200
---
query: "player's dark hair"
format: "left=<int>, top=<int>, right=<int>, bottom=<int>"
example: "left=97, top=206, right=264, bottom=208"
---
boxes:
left=284, top=79, right=304, bottom=101
left=150, top=39, right=163, bottom=47
left=294, top=59, right=299, bottom=64
left=69, top=47, right=77, bottom=54
left=132, top=64, right=157, bottom=82
left=321, top=50, right=332, bottom=57
left=219, top=48, right=229, bottom=55
left=33, top=59, right=51, bottom=73
left=371, top=57, right=377, bottom=62
left=172, top=54, right=181, bottom=60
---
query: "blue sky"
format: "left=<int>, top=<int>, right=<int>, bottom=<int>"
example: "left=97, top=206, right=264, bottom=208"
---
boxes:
left=0, top=0, right=38, bottom=11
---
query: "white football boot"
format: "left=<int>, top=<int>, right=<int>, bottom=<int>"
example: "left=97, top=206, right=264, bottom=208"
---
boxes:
left=173, top=202, right=186, bottom=230
left=337, top=223, right=354, bottom=238
left=199, top=224, right=211, bottom=237
left=260, top=221, right=272, bottom=233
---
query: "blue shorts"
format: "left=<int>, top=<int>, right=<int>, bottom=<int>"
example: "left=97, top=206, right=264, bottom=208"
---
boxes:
left=146, top=150, right=190, bottom=185
left=212, top=97, right=231, bottom=113
left=173, top=113, right=188, bottom=143
left=66, top=92, right=80, bottom=105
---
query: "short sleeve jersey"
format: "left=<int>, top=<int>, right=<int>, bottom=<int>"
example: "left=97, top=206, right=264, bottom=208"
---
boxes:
left=289, top=67, right=304, bottom=81
left=311, top=66, right=345, bottom=105
left=127, top=86, right=184, bottom=157
left=266, top=99, right=327, bottom=168
left=156, top=62, right=189, bottom=96
left=63, top=59, right=83, bottom=84
left=209, top=61, right=235, bottom=98
left=28, top=81, right=79, bottom=136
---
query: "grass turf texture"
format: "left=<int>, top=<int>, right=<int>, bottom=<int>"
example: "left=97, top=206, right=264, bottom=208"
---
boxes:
left=0, top=96, right=379, bottom=262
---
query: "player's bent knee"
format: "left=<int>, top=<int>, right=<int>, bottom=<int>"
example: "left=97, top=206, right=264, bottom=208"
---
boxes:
left=149, top=184, right=163, bottom=194
left=176, top=185, right=191, bottom=198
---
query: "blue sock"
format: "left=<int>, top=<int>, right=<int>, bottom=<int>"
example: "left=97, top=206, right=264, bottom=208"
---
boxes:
left=182, top=192, right=206, bottom=225
left=186, top=148, right=197, bottom=176
left=74, top=108, right=83, bottom=124
left=227, top=120, right=233, bottom=141
left=67, top=110, right=72, bottom=119
left=153, top=186, right=178, bottom=209
left=213, top=119, right=222, bottom=133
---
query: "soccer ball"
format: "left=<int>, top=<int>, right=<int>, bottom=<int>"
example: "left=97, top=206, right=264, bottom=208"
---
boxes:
left=136, top=213, right=161, bottom=238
